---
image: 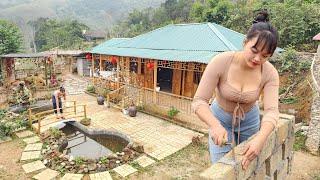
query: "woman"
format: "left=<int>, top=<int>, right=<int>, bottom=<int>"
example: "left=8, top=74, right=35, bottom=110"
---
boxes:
left=52, top=86, right=66, bottom=119
left=192, top=11, right=279, bottom=170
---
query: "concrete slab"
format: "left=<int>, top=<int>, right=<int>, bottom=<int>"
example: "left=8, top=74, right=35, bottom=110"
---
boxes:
left=22, top=136, right=40, bottom=144
left=134, top=155, right=156, bottom=168
left=89, top=171, right=113, bottom=180
left=20, top=151, right=41, bottom=161
left=61, top=173, right=83, bottom=180
left=15, top=130, right=34, bottom=138
left=24, top=143, right=43, bottom=152
left=113, top=164, right=137, bottom=177
left=22, top=160, right=46, bottom=174
left=33, top=169, right=59, bottom=180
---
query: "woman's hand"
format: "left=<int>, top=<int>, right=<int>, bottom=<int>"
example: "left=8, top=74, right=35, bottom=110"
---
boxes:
left=209, top=124, right=228, bottom=147
left=241, top=135, right=266, bottom=170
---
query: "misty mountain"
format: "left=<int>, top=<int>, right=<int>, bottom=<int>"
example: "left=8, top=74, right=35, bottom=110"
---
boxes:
left=0, top=0, right=165, bottom=51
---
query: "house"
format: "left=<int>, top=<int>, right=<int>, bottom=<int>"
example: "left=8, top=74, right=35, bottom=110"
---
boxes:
left=89, top=22, right=252, bottom=113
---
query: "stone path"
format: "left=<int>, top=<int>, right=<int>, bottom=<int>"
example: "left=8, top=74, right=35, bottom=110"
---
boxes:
left=68, top=94, right=203, bottom=161
left=306, top=54, right=320, bottom=154
left=63, top=74, right=89, bottom=95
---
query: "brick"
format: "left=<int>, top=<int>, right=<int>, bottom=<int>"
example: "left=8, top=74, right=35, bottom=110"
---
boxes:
left=284, top=137, right=294, bottom=159
left=276, top=120, right=289, bottom=146
left=247, top=163, right=266, bottom=180
left=279, top=114, right=295, bottom=121
left=238, top=157, right=258, bottom=179
left=258, top=131, right=276, bottom=164
left=267, top=147, right=282, bottom=176
left=200, top=163, right=236, bottom=180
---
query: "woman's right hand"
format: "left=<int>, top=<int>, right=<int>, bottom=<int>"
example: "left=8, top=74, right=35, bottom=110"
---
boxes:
left=209, top=124, right=228, bottom=147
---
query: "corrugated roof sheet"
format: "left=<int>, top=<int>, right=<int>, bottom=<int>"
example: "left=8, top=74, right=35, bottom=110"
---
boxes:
left=91, top=38, right=131, bottom=53
left=90, top=23, right=282, bottom=64
left=313, top=33, right=320, bottom=41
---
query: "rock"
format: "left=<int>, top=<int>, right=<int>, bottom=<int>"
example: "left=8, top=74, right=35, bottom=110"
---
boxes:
left=66, top=165, right=72, bottom=169
left=78, top=169, right=84, bottom=174
left=132, top=143, right=144, bottom=153
left=43, top=159, right=48, bottom=165
left=88, top=164, right=97, bottom=171
left=122, top=154, right=130, bottom=162
left=116, top=160, right=120, bottom=164
left=191, top=135, right=201, bottom=146
left=301, top=126, right=309, bottom=132
left=97, top=166, right=107, bottom=172
left=42, top=149, right=47, bottom=154
left=107, top=154, right=118, bottom=160
left=108, top=160, right=116, bottom=169
left=120, top=152, right=125, bottom=156
left=116, top=152, right=120, bottom=155
left=70, top=161, right=75, bottom=165
left=84, top=168, right=89, bottom=173
left=53, top=144, right=58, bottom=149
left=69, top=155, right=74, bottom=161
left=61, top=162, right=66, bottom=167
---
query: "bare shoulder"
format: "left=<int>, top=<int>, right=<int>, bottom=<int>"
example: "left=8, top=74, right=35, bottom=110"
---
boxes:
left=209, top=51, right=235, bottom=65
left=264, top=61, right=279, bottom=75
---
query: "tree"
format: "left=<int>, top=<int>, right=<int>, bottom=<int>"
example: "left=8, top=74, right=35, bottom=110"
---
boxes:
left=0, top=20, right=23, bottom=55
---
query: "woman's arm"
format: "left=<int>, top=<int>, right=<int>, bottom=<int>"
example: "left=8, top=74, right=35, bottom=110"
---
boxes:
left=242, top=65, right=279, bottom=169
left=192, top=52, right=230, bottom=145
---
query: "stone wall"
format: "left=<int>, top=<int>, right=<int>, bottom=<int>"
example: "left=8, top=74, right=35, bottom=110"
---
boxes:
left=200, top=114, right=295, bottom=180
left=306, top=54, right=320, bottom=154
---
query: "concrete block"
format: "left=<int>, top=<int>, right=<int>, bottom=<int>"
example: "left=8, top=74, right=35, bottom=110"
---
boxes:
left=258, top=131, right=276, bottom=164
left=276, top=120, right=289, bottom=146
left=200, top=163, right=236, bottom=180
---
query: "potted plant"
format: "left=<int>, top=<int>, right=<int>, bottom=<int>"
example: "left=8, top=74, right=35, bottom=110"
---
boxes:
left=127, top=101, right=137, bottom=117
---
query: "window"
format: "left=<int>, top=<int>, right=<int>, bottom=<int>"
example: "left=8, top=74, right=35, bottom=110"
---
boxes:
left=193, top=71, right=202, bottom=84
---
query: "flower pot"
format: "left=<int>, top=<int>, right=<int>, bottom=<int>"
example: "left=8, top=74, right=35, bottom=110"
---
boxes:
left=122, top=108, right=129, bottom=115
left=97, top=95, right=105, bottom=105
left=128, top=105, right=137, bottom=117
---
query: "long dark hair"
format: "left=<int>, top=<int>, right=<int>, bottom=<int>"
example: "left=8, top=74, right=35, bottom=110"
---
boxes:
left=246, top=10, right=278, bottom=55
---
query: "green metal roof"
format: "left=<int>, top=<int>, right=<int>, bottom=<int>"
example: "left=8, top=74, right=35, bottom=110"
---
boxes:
left=91, top=38, right=130, bottom=53
left=90, top=23, right=282, bottom=64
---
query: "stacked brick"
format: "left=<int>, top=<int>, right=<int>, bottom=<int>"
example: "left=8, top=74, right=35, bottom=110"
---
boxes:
left=200, top=114, right=295, bottom=180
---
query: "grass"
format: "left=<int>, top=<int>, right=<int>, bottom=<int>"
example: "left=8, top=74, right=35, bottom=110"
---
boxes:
left=293, top=131, right=307, bottom=151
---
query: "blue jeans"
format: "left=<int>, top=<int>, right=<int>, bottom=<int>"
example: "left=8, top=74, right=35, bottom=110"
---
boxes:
left=208, top=101, right=260, bottom=164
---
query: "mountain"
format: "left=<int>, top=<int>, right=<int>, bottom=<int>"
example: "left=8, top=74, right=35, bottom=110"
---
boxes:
left=0, top=0, right=165, bottom=51
left=0, top=0, right=165, bottom=29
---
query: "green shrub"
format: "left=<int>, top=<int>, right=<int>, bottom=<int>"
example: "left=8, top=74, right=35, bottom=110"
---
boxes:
left=167, top=106, right=179, bottom=119
left=49, top=127, right=62, bottom=139
left=99, top=156, right=109, bottom=164
left=74, top=157, right=84, bottom=165
left=86, top=85, right=95, bottom=93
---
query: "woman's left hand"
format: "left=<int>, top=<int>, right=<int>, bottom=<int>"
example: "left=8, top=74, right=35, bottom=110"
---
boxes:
left=241, top=135, right=266, bottom=170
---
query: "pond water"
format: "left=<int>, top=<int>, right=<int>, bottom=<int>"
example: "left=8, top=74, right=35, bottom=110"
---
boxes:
left=59, top=122, right=129, bottom=160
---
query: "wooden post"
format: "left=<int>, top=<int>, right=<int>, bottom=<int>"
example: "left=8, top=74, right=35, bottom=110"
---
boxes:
left=38, top=119, right=41, bottom=134
left=99, top=55, right=102, bottom=71
left=107, top=94, right=110, bottom=108
left=84, top=105, right=87, bottom=119
left=91, top=54, right=94, bottom=77
left=28, top=109, right=32, bottom=127
left=116, top=57, right=120, bottom=89
left=153, top=60, right=158, bottom=103
left=44, top=57, right=48, bottom=86
left=73, top=101, right=76, bottom=115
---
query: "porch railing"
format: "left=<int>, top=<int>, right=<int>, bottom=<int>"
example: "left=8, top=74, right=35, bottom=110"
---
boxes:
left=28, top=101, right=87, bottom=134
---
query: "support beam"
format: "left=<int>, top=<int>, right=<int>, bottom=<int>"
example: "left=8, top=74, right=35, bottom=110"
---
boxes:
left=153, top=60, right=158, bottom=103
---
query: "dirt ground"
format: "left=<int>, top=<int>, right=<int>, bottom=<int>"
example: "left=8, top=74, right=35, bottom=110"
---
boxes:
left=1, top=137, right=319, bottom=180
